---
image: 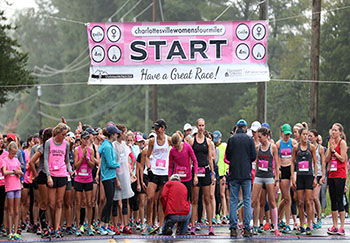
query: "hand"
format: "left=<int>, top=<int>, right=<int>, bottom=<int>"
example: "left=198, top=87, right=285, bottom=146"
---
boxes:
left=292, top=178, right=296, bottom=191
left=83, top=147, right=88, bottom=157
left=320, top=176, right=325, bottom=185
left=130, top=174, right=136, bottom=183
left=142, top=182, right=147, bottom=191
left=137, top=184, right=141, bottom=192
left=95, top=174, right=99, bottom=183
left=274, top=182, right=280, bottom=194
left=193, top=175, right=198, bottom=186
left=47, top=176, right=53, bottom=188
left=211, top=174, right=215, bottom=186
left=345, top=185, right=348, bottom=193
left=116, top=179, right=121, bottom=190
left=71, top=171, right=76, bottom=178
left=61, top=116, right=67, bottom=124
left=313, top=178, right=317, bottom=188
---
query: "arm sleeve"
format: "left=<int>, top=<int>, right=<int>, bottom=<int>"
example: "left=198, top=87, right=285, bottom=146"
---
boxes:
left=168, top=149, right=174, bottom=177
left=105, top=146, right=120, bottom=169
left=65, top=143, right=72, bottom=174
left=43, top=140, right=51, bottom=177
left=225, top=139, right=231, bottom=163
left=250, top=138, right=257, bottom=162
left=17, top=150, right=25, bottom=170
left=188, top=145, right=198, bottom=174
left=129, top=149, right=136, bottom=163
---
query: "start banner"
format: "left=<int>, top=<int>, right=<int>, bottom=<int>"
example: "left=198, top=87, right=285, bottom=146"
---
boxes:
left=87, top=21, right=269, bottom=85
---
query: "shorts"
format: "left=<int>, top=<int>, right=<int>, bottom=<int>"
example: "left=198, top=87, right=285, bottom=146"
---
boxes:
left=140, top=174, right=149, bottom=194
left=74, top=181, right=93, bottom=192
left=50, top=176, right=68, bottom=188
left=23, top=182, right=31, bottom=189
left=280, top=165, right=291, bottom=180
left=92, top=166, right=98, bottom=184
left=37, top=171, right=47, bottom=185
left=317, top=176, right=322, bottom=184
left=254, top=177, right=274, bottom=186
left=181, top=180, right=192, bottom=201
left=296, top=174, right=314, bottom=190
left=194, top=167, right=211, bottom=187
left=149, top=174, right=168, bottom=187
left=32, top=180, right=38, bottom=190
left=7, top=190, right=21, bottom=199
left=66, top=180, right=72, bottom=191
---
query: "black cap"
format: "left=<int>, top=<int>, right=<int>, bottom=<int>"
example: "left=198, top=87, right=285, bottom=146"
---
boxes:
left=85, top=127, right=98, bottom=135
left=81, top=131, right=90, bottom=139
left=152, top=119, right=167, bottom=129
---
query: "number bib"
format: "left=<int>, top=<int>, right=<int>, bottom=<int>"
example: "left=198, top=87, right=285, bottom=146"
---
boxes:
left=155, top=159, right=166, bottom=169
left=281, top=148, right=292, bottom=158
left=258, top=160, right=268, bottom=171
left=176, top=166, right=187, bottom=177
left=298, top=161, right=309, bottom=172
left=51, top=160, right=60, bottom=171
left=78, top=164, right=89, bottom=176
left=197, top=167, right=206, bottom=177
left=330, top=160, right=338, bottom=172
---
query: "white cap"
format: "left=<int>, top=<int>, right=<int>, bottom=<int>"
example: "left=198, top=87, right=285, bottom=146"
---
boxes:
left=183, top=123, right=192, bottom=131
left=192, top=127, right=198, bottom=135
left=247, top=129, right=253, bottom=138
left=148, top=132, right=156, bottom=138
left=250, top=121, right=261, bottom=132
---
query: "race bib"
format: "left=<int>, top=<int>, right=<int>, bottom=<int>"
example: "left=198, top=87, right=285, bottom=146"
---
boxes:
left=330, top=160, right=338, bottom=172
left=155, top=159, right=166, bottom=169
left=0, top=176, right=4, bottom=180
left=176, top=166, right=187, bottom=177
left=281, top=148, right=292, bottom=158
left=258, top=160, right=268, bottom=172
left=78, top=165, right=89, bottom=176
left=198, top=167, right=206, bottom=177
left=298, top=161, right=309, bottom=172
left=51, top=160, right=60, bottom=171
left=252, top=161, right=256, bottom=170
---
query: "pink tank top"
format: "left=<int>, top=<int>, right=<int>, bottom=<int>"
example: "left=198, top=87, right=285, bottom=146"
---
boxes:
left=23, top=149, right=33, bottom=184
left=0, top=151, right=9, bottom=186
left=3, top=155, right=21, bottom=192
left=74, top=146, right=92, bottom=183
left=48, top=138, right=67, bottom=177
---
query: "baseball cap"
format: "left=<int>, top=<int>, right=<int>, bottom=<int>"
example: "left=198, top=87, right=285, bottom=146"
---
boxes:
left=152, top=119, right=167, bottom=130
left=66, top=132, right=76, bottom=139
left=183, top=123, right=192, bottom=131
left=135, top=135, right=145, bottom=142
left=251, top=121, right=261, bottom=132
left=148, top=132, right=156, bottom=138
left=281, top=124, right=292, bottom=135
left=85, top=127, right=98, bottom=135
left=236, top=119, right=247, bottom=127
left=192, top=127, right=198, bottom=136
left=212, top=130, right=222, bottom=143
left=170, top=174, right=181, bottom=181
left=107, top=125, right=122, bottom=134
left=81, top=131, right=90, bottom=139
left=7, top=133, right=16, bottom=141
left=261, top=122, right=270, bottom=129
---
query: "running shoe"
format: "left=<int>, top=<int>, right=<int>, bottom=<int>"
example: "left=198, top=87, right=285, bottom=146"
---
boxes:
left=65, top=226, right=74, bottom=235
left=243, top=228, right=252, bottom=237
left=149, top=225, right=159, bottom=234
left=275, top=229, right=281, bottom=236
left=252, top=226, right=259, bottom=235
left=316, top=218, right=322, bottom=228
left=195, top=222, right=201, bottom=231
left=55, top=230, right=63, bottom=238
left=80, top=225, right=85, bottom=234
left=217, top=215, right=223, bottom=224
left=282, top=225, right=292, bottom=234
left=8, top=233, right=14, bottom=241
left=263, top=222, right=271, bottom=231
left=296, top=226, right=306, bottom=235
left=136, top=221, right=141, bottom=231
left=122, top=226, right=132, bottom=234
left=106, top=227, right=116, bottom=236
left=113, top=226, right=120, bottom=235
left=190, top=226, right=196, bottom=235
left=87, top=226, right=94, bottom=236
left=306, top=227, right=312, bottom=235
left=208, top=226, right=214, bottom=235
left=337, top=228, right=345, bottom=236
left=258, top=225, right=264, bottom=233
left=141, top=224, right=151, bottom=235
left=327, top=226, right=338, bottom=235
left=36, top=225, right=41, bottom=235
left=20, top=222, right=26, bottom=231
left=13, top=233, right=22, bottom=240
left=41, top=229, right=51, bottom=239
left=278, top=220, right=286, bottom=229
left=293, top=223, right=298, bottom=231
left=76, top=228, right=82, bottom=237
left=321, top=213, right=326, bottom=219
left=99, top=226, right=108, bottom=236
left=230, top=228, right=238, bottom=237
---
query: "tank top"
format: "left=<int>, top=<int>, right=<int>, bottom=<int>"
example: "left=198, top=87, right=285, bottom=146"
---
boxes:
left=149, top=135, right=170, bottom=176
left=329, top=139, right=346, bottom=179
left=256, top=143, right=274, bottom=178
left=192, top=136, right=209, bottom=168
left=296, top=142, right=313, bottom=176
left=23, top=149, right=33, bottom=184
left=316, top=144, right=322, bottom=176
left=0, top=150, right=9, bottom=186
left=48, top=138, right=68, bottom=177
left=3, top=156, right=21, bottom=192
left=75, top=146, right=93, bottom=183
left=279, top=138, right=293, bottom=159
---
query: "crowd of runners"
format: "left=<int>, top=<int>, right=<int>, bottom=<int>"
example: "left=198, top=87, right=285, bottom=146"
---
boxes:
left=0, top=118, right=348, bottom=240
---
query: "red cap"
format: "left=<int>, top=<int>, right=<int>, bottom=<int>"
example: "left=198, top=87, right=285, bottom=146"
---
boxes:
left=7, top=133, right=16, bottom=141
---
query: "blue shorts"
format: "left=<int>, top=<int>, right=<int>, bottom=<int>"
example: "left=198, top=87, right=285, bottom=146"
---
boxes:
left=7, top=190, right=21, bottom=199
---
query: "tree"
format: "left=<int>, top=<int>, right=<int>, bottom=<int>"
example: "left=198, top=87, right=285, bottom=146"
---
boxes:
left=0, top=10, right=35, bottom=105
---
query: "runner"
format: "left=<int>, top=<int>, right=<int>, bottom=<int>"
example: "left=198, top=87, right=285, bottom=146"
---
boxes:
left=291, top=127, right=318, bottom=235
left=326, top=123, right=347, bottom=235
left=43, top=123, right=72, bottom=238
left=276, top=124, right=297, bottom=234
left=2, top=142, right=23, bottom=240
left=0, top=133, right=6, bottom=235
left=309, top=129, right=325, bottom=229
left=251, top=127, right=281, bottom=236
left=74, top=131, right=97, bottom=236
left=188, top=118, right=215, bottom=235
left=142, top=119, right=172, bottom=235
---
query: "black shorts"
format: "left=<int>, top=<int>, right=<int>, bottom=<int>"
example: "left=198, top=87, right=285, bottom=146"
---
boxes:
left=195, top=167, right=211, bottom=187
left=37, top=171, right=47, bottom=185
left=23, top=182, right=31, bottom=189
left=149, top=174, right=168, bottom=186
left=280, top=165, right=291, bottom=180
left=317, top=176, right=322, bottom=184
left=181, top=180, right=192, bottom=201
left=140, top=174, right=149, bottom=194
left=296, top=175, right=314, bottom=190
left=74, top=181, right=93, bottom=192
left=50, top=176, right=68, bottom=188
left=66, top=180, right=72, bottom=191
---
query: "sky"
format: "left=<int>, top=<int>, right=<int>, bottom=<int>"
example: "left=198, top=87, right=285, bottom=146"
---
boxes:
left=1, top=0, right=37, bottom=21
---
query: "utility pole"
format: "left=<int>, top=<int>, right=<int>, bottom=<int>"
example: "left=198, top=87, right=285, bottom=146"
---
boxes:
left=309, top=0, right=321, bottom=129
left=37, top=85, right=42, bottom=129
left=257, top=0, right=268, bottom=122
left=152, top=0, right=157, bottom=123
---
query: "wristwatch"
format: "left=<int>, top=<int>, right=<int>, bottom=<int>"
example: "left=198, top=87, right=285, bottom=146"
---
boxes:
left=332, top=149, right=336, bottom=154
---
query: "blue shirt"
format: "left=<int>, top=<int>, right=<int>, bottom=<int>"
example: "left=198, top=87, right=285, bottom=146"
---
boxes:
left=99, top=139, right=120, bottom=181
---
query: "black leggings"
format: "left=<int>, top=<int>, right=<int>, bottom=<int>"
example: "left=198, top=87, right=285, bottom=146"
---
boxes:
left=112, top=199, right=128, bottom=217
left=101, top=179, right=115, bottom=224
left=328, top=178, right=346, bottom=212
left=0, top=186, right=5, bottom=226
left=129, top=182, right=139, bottom=211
